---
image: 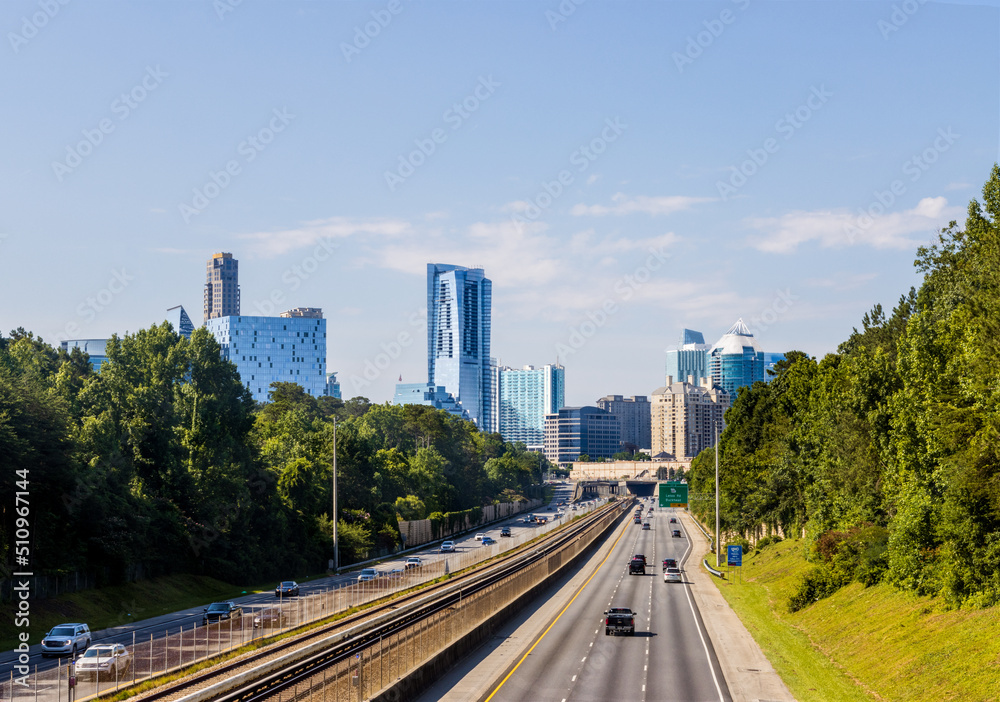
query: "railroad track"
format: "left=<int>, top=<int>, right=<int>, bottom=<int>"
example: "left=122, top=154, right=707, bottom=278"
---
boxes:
left=135, top=499, right=631, bottom=702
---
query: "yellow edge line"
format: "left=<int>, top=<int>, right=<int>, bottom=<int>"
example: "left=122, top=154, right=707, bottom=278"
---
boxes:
left=483, top=511, right=630, bottom=702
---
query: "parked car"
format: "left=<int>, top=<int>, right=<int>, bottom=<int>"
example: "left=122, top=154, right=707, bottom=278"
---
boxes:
left=481, top=536, right=497, bottom=546
left=475, top=532, right=486, bottom=541
left=253, top=607, right=289, bottom=628
left=440, top=541, right=456, bottom=552
left=75, top=644, right=130, bottom=681
left=41, top=623, right=91, bottom=657
left=404, top=556, right=423, bottom=569
left=274, top=581, right=300, bottom=597
left=500, top=526, right=512, bottom=537
left=357, top=568, right=380, bottom=582
left=203, top=602, right=242, bottom=624
left=664, top=567, right=683, bottom=583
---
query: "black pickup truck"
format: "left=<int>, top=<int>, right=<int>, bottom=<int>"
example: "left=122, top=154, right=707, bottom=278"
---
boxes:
left=604, top=607, right=636, bottom=636
left=629, top=557, right=646, bottom=575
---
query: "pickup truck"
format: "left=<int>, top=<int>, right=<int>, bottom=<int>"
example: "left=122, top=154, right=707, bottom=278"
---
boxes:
left=629, top=557, right=646, bottom=575
left=603, top=607, right=636, bottom=636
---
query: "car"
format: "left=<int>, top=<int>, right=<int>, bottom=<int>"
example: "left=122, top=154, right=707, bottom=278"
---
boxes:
left=384, top=568, right=405, bottom=580
left=664, top=567, right=683, bottom=583
left=571, top=505, right=578, bottom=510
left=662, top=557, right=678, bottom=570
left=648, top=507, right=654, bottom=512
left=41, top=623, right=91, bottom=657
left=253, top=607, right=289, bottom=628
left=357, top=568, right=380, bottom=582
left=404, top=556, right=423, bottom=569
left=672, top=529, right=683, bottom=538
left=670, top=517, right=677, bottom=523
left=274, top=581, right=300, bottom=597
left=634, top=554, right=647, bottom=564
left=203, top=602, right=242, bottom=624
left=481, top=536, right=497, bottom=546
left=75, top=644, right=130, bottom=681
left=475, top=532, right=486, bottom=541
left=440, top=540, right=456, bottom=552
left=629, top=558, right=646, bottom=575
left=642, top=522, right=651, bottom=530
left=499, top=526, right=511, bottom=537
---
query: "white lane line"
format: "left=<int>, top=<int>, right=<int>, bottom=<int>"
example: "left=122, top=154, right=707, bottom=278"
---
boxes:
left=581, top=657, right=586, bottom=662
left=679, top=522, right=726, bottom=702
left=571, top=675, right=577, bottom=682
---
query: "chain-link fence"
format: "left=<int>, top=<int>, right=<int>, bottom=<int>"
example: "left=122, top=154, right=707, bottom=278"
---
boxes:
left=1, top=501, right=609, bottom=702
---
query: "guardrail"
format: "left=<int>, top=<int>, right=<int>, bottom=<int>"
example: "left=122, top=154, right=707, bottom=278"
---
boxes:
left=703, top=559, right=725, bottom=578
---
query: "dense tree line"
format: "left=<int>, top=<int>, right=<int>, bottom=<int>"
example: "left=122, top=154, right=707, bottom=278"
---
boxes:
left=0, top=324, right=548, bottom=585
left=691, top=165, right=1000, bottom=609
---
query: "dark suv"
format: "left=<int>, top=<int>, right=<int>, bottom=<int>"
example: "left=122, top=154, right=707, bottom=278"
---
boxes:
left=203, top=601, right=243, bottom=624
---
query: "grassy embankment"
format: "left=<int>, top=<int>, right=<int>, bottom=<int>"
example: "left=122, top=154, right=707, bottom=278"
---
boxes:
left=704, top=538, right=1000, bottom=702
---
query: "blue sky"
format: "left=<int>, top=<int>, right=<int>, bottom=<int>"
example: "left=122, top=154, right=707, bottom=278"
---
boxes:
left=2, top=0, right=997, bottom=405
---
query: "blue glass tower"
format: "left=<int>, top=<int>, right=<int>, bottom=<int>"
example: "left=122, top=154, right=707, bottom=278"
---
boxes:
left=427, top=263, right=492, bottom=430
left=708, top=318, right=764, bottom=396
left=665, top=328, right=711, bottom=385
left=498, top=364, right=565, bottom=449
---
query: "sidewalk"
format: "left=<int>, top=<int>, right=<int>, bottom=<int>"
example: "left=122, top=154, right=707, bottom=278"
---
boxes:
left=681, top=512, right=795, bottom=702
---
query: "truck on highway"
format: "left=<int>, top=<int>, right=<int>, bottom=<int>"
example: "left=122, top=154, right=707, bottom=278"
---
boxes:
left=603, top=607, right=636, bottom=636
left=628, top=557, right=646, bottom=575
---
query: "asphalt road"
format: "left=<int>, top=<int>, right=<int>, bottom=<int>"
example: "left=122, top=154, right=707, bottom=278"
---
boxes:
left=1, top=483, right=587, bottom=678
left=484, top=501, right=731, bottom=702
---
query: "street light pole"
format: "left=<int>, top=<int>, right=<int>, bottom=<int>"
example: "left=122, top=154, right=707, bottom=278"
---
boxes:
left=332, top=416, right=339, bottom=573
left=715, top=422, right=720, bottom=568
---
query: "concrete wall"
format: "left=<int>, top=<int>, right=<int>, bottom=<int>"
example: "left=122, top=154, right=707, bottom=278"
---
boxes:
left=398, top=499, right=543, bottom=547
left=569, top=459, right=690, bottom=481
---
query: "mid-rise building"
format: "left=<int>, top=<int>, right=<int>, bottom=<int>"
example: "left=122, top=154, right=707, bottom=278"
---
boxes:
left=708, top=318, right=765, bottom=396
left=426, top=263, right=493, bottom=430
left=204, top=252, right=240, bottom=323
left=595, top=395, right=651, bottom=452
left=60, top=339, right=108, bottom=370
left=498, top=363, right=565, bottom=450
left=204, top=311, right=326, bottom=403
left=543, top=406, right=621, bottom=464
left=665, top=328, right=712, bottom=386
left=392, top=382, right=470, bottom=420
left=165, top=305, right=195, bottom=339
left=325, top=372, right=342, bottom=399
left=650, top=377, right=730, bottom=460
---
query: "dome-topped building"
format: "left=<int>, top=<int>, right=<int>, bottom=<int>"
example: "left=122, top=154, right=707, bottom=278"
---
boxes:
left=708, top=318, right=764, bottom=396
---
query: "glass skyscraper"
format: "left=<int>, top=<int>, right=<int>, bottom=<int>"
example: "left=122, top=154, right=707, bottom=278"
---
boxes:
left=165, top=305, right=195, bottom=339
left=708, top=318, right=765, bottom=396
left=543, top=406, right=621, bottom=464
left=498, top=364, right=565, bottom=449
left=427, top=263, right=492, bottom=430
left=665, top=328, right=711, bottom=385
left=205, top=311, right=326, bottom=403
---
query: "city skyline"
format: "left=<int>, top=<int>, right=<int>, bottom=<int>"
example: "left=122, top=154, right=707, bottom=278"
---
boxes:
left=3, top=1, right=997, bottom=406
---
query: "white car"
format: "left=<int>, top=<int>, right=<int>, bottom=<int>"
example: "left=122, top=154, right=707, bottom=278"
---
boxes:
left=664, top=567, right=682, bottom=583
left=440, top=541, right=456, bottom=552
left=75, top=644, right=131, bottom=681
left=404, top=556, right=422, bottom=569
left=357, top=568, right=379, bottom=582
left=475, top=533, right=486, bottom=541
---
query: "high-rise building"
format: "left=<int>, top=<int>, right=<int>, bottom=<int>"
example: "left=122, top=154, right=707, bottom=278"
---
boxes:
left=543, top=406, right=621, bottom=464
left=204, top=252, right=240, bottom=323
left=498, top=363, right=565, bottom=450
left=60, top=339, right=108, bottom=371
left=325, top=372, right=342, bottom=399
left=665, top=328, right=712, bottom=386
left=651, top=377, right=730, bottom=460
left=392, top=382, right=470, bottom=420
left=426, top=263, right=492, bottom=430
left=595, top=395, right=651, bottom=451
left=165, top=305, right=195, bottom=339
left=205, top=311, right=326, bottom=403
left=764, top=352, right=786, bottom=381
left=708, top=318, right=765, bottom=396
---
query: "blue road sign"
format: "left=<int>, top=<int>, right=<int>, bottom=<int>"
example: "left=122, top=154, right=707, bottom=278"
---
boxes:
left=727, top=544, right=742, bottom=567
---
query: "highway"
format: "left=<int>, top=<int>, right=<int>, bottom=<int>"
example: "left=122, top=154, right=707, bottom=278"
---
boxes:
left=483, top=502, right=731, bottom=702
left=1, top=483, right=586, bottom=680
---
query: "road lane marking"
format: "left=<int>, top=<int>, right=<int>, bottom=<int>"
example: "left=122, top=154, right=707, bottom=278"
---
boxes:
left=679, top=517, right=726, bottom=702
left=484, top=512, right=632, bottom=701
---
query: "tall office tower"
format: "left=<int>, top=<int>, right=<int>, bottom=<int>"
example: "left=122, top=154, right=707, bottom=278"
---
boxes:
left=763, top=352, right=787, bottom=381
left=165, top=305, right=195, bottom=339
left=204, top=310, right=326, bottom=403
left=665, top=328, right=712, bottom=386
left=650, top=378, right=730, bottom=460
left=427, top=263, right=492, bottom=430
left=595, top=395, right=651, bottom=451
left=543, top=406, right=621, bottom=464
left=498, top=363, right=565, bottom=450
left=204, top=252, right=241, bottom=323
left=708, top=318, right=765, bottom=396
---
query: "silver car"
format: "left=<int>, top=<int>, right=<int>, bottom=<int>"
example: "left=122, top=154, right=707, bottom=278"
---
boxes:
left=41, top=623, right=91, bottom=657
left=75, top=644, right=131, bottom=681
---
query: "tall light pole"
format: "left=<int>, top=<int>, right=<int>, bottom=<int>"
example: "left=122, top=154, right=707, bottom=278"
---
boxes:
left=715, top=421, right=720, bottom=568
left=332, top=416, right=339, bottom=573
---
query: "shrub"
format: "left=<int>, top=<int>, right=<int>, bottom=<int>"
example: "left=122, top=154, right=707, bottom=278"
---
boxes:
left=788, top=565, right=849, bottom=612
left=756, top=535, right=783, bottom=550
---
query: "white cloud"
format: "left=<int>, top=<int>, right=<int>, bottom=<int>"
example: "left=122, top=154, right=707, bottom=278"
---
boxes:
left=571, top=192, right=712, bottom=217
left=746, top=197, right=962, bottom=253
left=237, top=217, right=412, bottom=257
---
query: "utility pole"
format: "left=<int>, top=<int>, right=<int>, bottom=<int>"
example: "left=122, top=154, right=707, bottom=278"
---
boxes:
left=715, top=422, right=720, bottom=568
left=332, top=416, right=339, bottom=573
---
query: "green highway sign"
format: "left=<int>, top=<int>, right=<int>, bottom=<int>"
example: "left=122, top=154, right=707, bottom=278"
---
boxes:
left=658, top=481, right=688, bottom=507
